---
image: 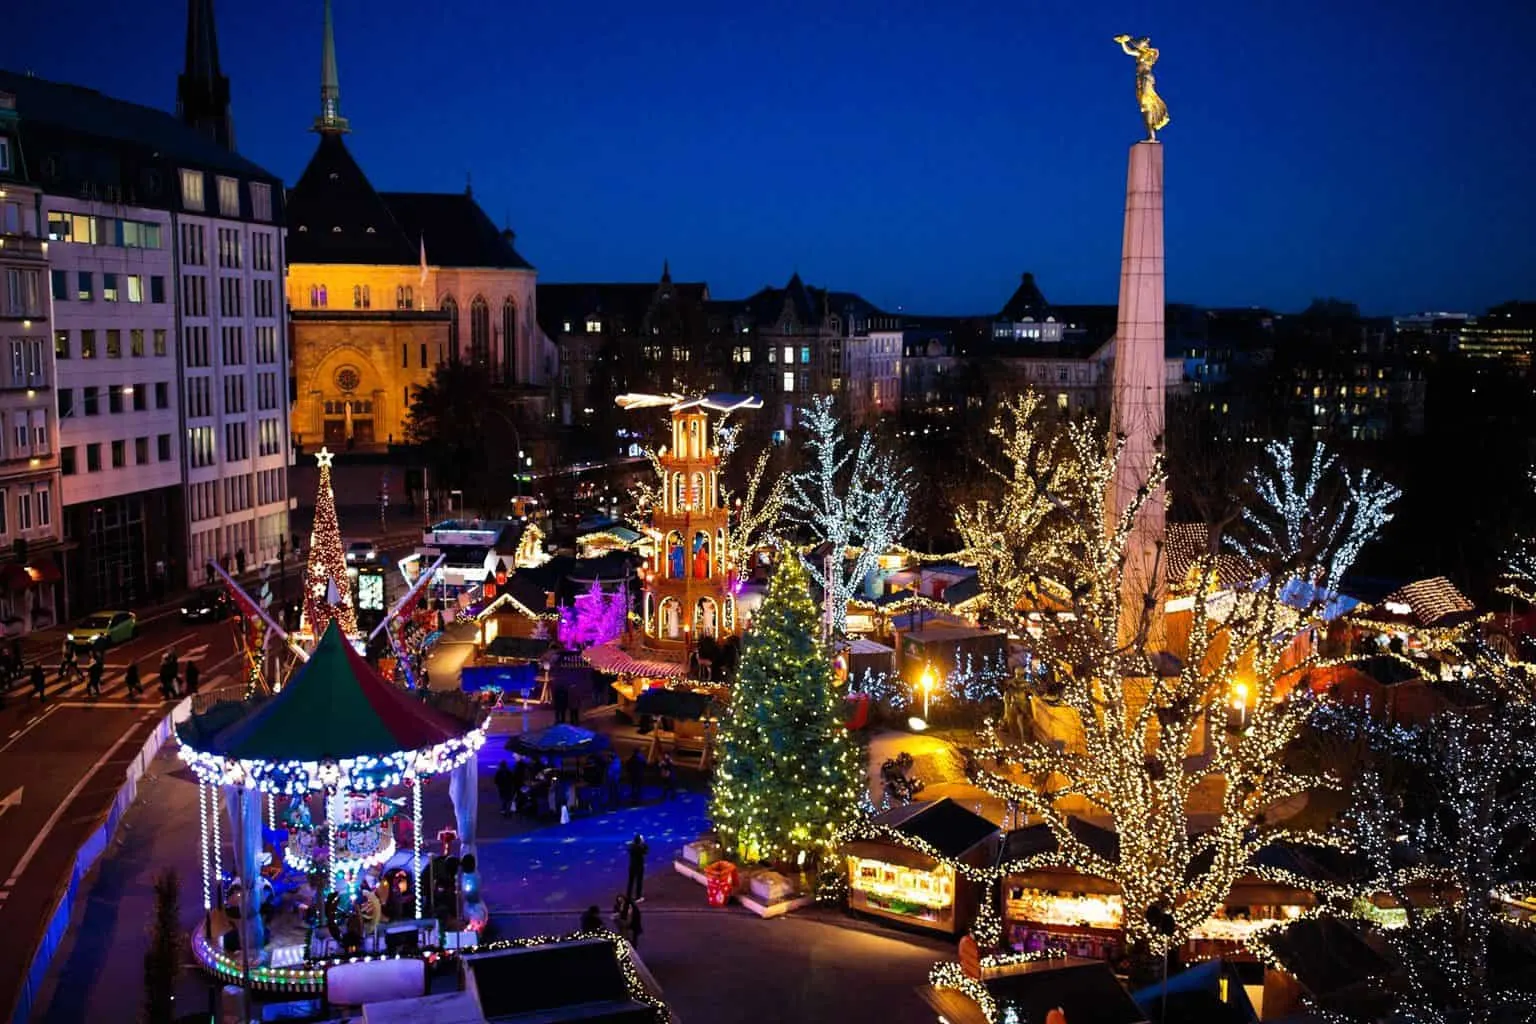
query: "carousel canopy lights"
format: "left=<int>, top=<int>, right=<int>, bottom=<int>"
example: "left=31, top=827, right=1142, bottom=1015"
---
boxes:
left=176, top=621, right=487, bottom=794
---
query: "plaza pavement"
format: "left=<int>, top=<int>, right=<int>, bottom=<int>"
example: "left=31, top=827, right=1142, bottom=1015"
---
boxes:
left=29, top=706, right=949, bottom=1024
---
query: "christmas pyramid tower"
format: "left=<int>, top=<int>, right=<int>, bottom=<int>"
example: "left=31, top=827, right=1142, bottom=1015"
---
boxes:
left=300, top=447, right=358, bottom=640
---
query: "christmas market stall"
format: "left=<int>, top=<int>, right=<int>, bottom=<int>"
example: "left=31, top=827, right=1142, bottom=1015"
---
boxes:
left=841, top=798, right=1000, bottom=936
left=175, top=621, right=489, bottom=993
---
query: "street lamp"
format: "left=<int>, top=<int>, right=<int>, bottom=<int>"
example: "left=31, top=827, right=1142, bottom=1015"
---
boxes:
left=919, top=663, right=937, bottom=721
left=1230, top=680, right=1250, bottom=730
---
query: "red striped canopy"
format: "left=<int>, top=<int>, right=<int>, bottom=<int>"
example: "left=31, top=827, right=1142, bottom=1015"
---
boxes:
left=204, top=621, right=472, bottom=762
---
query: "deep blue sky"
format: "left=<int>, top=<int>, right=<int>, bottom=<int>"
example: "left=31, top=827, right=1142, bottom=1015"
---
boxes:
left=5, top=0, right=1533, bottom=315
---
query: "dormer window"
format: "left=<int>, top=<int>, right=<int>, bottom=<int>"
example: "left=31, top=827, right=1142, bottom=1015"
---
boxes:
left=179, top=169, right=205, bottom=211
left=365, top=226, right=376, bottom=233
left=329, top=172, right=339, bottom=181
left=586, top=319, right=601, bottom=333
left=332, top=226, right=342, bottom=233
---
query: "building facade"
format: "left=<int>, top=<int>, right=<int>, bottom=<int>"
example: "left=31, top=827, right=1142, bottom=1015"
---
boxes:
left=285, top=0, right=555, bottom=455
left=3, top=8, right=292, bottom=598
left=0, top=92, right=65, bottom=629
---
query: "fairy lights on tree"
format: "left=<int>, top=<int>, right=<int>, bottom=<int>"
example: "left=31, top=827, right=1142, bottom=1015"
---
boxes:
left=956, top=393, right=1401, bottom=956
left=711, top=554, right=864, bottom=868
left=301, top=447, right=358, bottom=639
left=558, top=578, right=628, bottom=648
left=784, top=395, right=910, bottom=638
left=1500, top=467, right=1536, bottom=608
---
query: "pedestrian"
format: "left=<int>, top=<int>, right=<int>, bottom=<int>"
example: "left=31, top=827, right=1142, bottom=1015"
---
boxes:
left=124, top=661, right=143, bottom=699
left=659, top=752, right=677, bottom=800
left=236, top=548, right=247, bottom=575
left=59, top=643, right=80, bottom=687
left=580, top=905, right=603, bottom=933
left=31, top=662, right=45, bottom=701
left=552, top=683, right=569, bottom=725
left=185, top=661, right=200, bottom=695
left=159, top=650, right=179, bottom=700
left=494, top=760, right=516, bottom=816
left=615, top=894, right=643, bottom=947
left=605, top=753, right=622, bottom=808
left=87, top=651, right=104, bottom=698
left=625, top=833, right=648, bottom=902
left=626, top=749, right=646, bottom=804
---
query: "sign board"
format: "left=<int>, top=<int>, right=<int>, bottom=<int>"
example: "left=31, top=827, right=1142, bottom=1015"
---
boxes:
left=957, top=935, right=981, bottom=981
left=358, top=569, right=386, bottom=612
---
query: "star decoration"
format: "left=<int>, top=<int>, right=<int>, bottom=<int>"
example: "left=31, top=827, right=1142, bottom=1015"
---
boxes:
left=315, top=447, right=335, bottom=469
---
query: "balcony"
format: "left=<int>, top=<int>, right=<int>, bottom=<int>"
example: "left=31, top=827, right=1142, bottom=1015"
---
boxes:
left=0, top=236, right=48, bottom=262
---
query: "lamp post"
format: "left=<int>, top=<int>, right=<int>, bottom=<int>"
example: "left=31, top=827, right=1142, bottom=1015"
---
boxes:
left=919, top=663, right=937, bottom=722
left=1230, top=680, right=1249, bottom=731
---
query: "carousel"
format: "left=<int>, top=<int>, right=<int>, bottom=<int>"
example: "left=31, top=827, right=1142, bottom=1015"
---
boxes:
left=175, top=621, right=489, bottom=993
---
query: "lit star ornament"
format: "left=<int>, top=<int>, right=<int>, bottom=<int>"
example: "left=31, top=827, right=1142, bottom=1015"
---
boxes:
left=314, top=446, right=335, bottom=469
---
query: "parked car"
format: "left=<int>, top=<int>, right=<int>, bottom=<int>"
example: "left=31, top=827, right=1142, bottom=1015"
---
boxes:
left=181, top=587, right=233, bottom=623
left=67, top=610, right=136, bottom=651
left=346, top=541, right=378, bottom=565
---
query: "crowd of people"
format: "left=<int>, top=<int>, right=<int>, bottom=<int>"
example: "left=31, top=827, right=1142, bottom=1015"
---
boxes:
left=493, top=748, right=678, bottom=821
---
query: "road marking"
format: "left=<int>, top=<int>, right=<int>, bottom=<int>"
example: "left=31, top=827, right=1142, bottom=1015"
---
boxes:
left=0, top=787, right=20, bottom=818
left=48, top=639, right=214, bottom=698
left=2, top=709, right=157, bottom=891
left=0, top=705, right=57, bottom=754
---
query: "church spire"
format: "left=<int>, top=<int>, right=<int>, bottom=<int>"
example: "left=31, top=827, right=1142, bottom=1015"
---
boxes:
left=313, top=0, right=350, bottom=134
left=176, top=0, right=234, bottom=149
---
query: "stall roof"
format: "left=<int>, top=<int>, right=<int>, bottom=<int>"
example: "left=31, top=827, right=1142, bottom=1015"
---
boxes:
left=463, top=938, right=661, bottom=1023
left=582, top=643, right=686, bottom=679
left=921, top=958, right=1148, bottom=1024
left=872, top=798, right=999, bottom=860
left=485, top=636, right=559, bottom=661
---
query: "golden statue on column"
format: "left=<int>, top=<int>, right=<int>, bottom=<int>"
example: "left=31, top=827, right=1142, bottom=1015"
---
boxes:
left=1114, top=35, right=1170, bottom=140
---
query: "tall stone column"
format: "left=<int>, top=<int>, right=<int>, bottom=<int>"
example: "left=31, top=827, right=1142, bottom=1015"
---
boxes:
left=1107, top=140, right=1167, bottom=651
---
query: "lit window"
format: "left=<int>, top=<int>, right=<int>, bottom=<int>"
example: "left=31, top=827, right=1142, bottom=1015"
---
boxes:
left=782, top=346, right=793, bottom=365
left=586, top=319, right=602, bottom=333
left=782, top=371, right=794, bottom=393
left=180, top=169, right=205, bottom=211
left=125, top=275, right=143, bottom=303
left=800, top=346, right=810, bottom=364
left=102, top=273, right=119, bottom=302
left=217, top=176, right=240, bottom=217
left=249, top=182, right=272, bottom=222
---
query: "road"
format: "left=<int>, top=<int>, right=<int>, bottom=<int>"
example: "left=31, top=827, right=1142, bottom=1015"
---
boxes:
left=0, top=535, right=420, bottom=1023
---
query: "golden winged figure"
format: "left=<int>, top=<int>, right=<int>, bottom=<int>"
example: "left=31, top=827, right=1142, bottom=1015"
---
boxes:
left=1114, top=34, right=1170, bottom=140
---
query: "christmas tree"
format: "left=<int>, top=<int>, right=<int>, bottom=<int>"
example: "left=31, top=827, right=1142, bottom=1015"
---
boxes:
left=301, top=448, right=358, bottom=639
left=711, top=555, right=864, bottom=869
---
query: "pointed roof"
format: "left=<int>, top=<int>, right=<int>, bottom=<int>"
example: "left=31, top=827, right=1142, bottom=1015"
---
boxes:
left=998, top=271, right=1050, bottom=321
left=286, top=133, right=417, bottom=264
left=381, top=192, right=533, bottom=269
left=203, top=622, right=471, bottom=761
left=175, top=0, right=233, bottom=149
left=314, top=0, right=349, bottom=134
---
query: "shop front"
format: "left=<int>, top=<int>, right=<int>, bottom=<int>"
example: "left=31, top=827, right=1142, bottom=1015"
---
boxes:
left=841, top=798, right=999, bottom=936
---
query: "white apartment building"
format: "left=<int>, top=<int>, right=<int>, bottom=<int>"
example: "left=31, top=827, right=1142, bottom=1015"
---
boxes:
left=45, top=199, right=183, bottom=608
left=0, top=91, right=65, bottom=630
left=2, top=68, right=291, bottom=604
left=175, top=166, right=289, bottom=588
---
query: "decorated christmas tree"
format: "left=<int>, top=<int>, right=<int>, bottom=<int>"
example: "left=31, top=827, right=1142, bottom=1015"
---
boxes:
left=558, top=578, right=627, bottom=648
left=711, top=554, right=864, bottom=869
left=301, top=448, right=358, bottom=639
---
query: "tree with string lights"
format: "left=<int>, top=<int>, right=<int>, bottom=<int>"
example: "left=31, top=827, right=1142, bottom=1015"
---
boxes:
left=710, top=554, right=864, bottom=869
left=956, top=393, right=1400, bottom=957
left=301, top=447, right=358, bottom=639
left=784, top=395, right=910, bottom=638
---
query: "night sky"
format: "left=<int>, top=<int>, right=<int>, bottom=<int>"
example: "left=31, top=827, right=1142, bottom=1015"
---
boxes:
left=4, top=0, right=1533, bottom=315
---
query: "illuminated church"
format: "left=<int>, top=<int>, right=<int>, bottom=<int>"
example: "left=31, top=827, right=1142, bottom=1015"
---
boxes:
left=285, top=0, right=556, bottom=451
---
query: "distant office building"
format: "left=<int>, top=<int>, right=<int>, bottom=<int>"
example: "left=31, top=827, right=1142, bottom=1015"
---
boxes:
left=1454, top=302, right=1536, bottom=368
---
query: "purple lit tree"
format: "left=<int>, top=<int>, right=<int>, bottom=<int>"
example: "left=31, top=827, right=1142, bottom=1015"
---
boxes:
left=558, top=579, right=628, bottom=648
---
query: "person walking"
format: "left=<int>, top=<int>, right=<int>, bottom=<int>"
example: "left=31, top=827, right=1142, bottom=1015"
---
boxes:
left=626, top=749, right=646, bottom=805
left=58, top=643, right=80, bottom=688
left=86, top=650, right=104, bottom=698
left=625, top=833, right=648, bottom=902
left=659, top=752, right=677, bottom=800
left=159, top=649, right=179, bottom=700
left=30, top=662, right=44, bottom=702
left=185, top=661, right=201, bottom=695
left=580, top=905, right=603, bottom=933
left=123, top=661, right=143, bottom=699
left=615, top=894, right=643, bottom=947
left=494, top=760, right=516, bottom=817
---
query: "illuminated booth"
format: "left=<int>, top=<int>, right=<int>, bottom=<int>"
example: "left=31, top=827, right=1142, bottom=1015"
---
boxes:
left=842, top=798, right=1000, bottom=936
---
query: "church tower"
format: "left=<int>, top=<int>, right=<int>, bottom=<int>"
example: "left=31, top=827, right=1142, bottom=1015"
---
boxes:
left=176, top=0, right=234, bottom=150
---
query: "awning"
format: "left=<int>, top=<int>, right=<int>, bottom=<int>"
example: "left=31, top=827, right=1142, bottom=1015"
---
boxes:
left=27, top=560, right=61, bottom=584
left=0, top=563, right=29, bottom=591
left=634, top=687, right=715, bottom=720
left=581, top=643, right=686, bottom=679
